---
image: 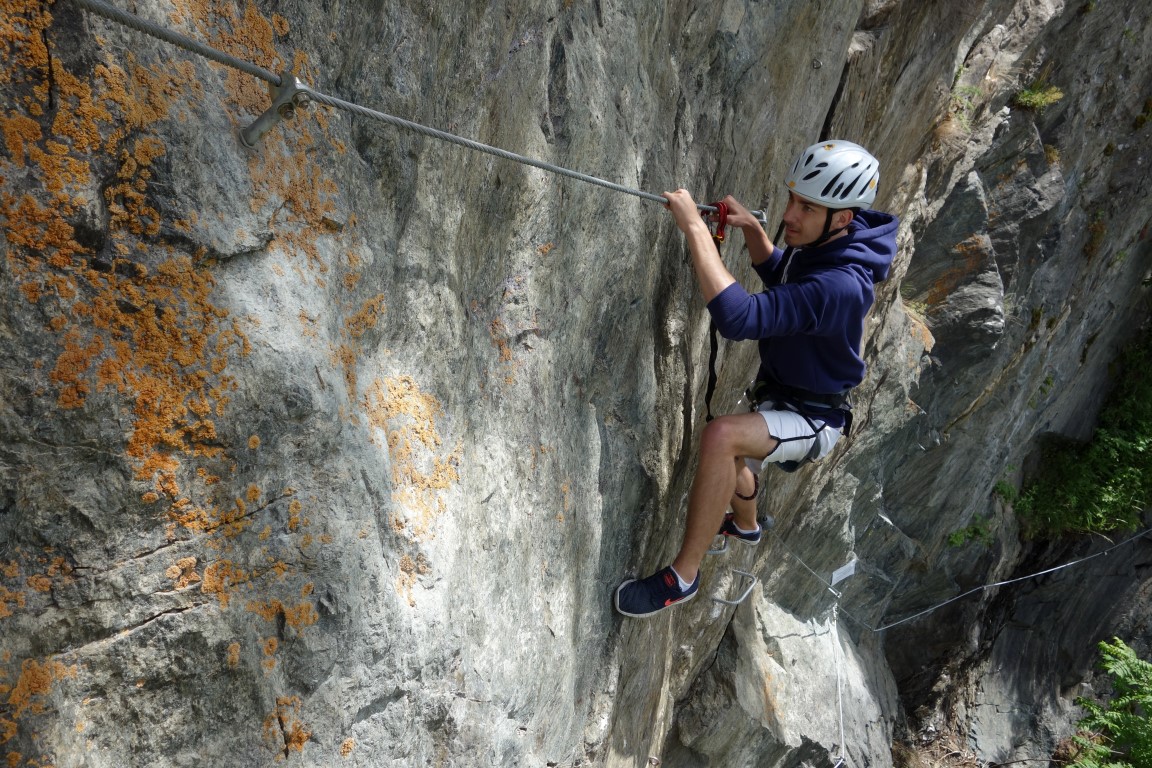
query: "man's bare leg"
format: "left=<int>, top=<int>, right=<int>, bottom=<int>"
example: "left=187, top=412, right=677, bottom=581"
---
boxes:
left=671, top=412, right=776, bottom=583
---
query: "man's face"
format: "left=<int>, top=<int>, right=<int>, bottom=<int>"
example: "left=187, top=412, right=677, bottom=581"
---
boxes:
left=781, top=192, right=849, bottom=247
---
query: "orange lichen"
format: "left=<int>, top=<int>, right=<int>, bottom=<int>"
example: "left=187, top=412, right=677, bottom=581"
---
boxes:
left=0, top=585, right=25, bottom=620
left=396, top=552, right=432, bottom=607
left=560, top=479, right=572, bottom=516
left=25, top=575, right=51, bottom=594
left=165, top=557, right=201, bottom=589
left=263, top=696, right=310, bottom=759
left=489, top=318, right=514, bottom=363
left=3, top=3, right=365, bottom=755
left=261, top=637, right=278, bottom=672
left=246, top=598, right=318, bottom=630
left=6, top=658, right=77, bottom=720
left=200, top=560, right=249, bottom=608
left=344, top=294, right=386, bottom=339
left=340, top=738, right=355, bottom=757
left=331, top=343, right=358, bottom=396
left=362, top=376, right=460, bottom=543
left=287, top=499, right=302, bottom=532
left=2, top=1, right=274, bottom=545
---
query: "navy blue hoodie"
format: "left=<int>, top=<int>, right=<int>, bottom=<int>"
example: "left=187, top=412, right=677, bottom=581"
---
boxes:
left=706, top=209, right=898, bottom=419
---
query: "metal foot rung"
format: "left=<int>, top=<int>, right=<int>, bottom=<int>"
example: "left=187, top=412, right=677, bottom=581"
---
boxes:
left=706, top=537, right=728, bottom=556
left=712, top=569, right=758, bottom=605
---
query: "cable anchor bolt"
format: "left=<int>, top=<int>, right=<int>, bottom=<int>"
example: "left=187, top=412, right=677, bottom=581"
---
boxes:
left=240, top=70, right=312, bottom=148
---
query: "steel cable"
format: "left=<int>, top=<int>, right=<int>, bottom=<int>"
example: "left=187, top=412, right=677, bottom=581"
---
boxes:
left=69, top=0, right=282, bottom=85
left=66, top=0, right=741, bottom=216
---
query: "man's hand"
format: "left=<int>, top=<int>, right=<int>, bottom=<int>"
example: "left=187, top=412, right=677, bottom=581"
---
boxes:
left=663, top=189, right=709, bottom=236
left=720, top=195, right=762, bottom=230
left=663, top=188, right=735, bottom=301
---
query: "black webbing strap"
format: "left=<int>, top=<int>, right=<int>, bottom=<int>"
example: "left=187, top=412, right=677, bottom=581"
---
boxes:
left=703, top=219, right=784, bottom=422
left=705, top=318, right=720, bottom=422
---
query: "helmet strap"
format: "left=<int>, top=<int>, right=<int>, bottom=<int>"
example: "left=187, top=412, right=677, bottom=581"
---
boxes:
left=804, top=207, right=859, bottom=247
left=804, top=208, right=847, bottom=247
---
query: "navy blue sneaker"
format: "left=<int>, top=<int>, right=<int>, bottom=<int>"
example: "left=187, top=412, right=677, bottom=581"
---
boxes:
left=614, top=566, right=699, bottom=618
left=718, top=512, right=762, bottom=546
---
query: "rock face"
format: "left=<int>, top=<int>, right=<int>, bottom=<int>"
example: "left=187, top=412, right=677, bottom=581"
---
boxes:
left=2, top=0, right=1151, bottom=766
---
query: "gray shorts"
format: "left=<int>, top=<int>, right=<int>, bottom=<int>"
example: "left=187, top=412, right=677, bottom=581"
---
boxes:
left=744, top=399, right=841, bottom=473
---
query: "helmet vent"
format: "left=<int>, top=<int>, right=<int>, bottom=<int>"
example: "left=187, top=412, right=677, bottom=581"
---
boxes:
left=821, top=169, right=847, bottom=198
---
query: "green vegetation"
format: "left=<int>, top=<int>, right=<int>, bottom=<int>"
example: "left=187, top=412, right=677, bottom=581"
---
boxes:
left=947, top=516, right=993, bottom=548
left=1029, top=374, right=1057, bottom=409
left=949, top=84, right=985, bottom=132
left=1015, top=328, right=1152, bottom=537
left=1014, top=82, right=1065, bottom=112
left=1085, top=210, right=1108, bottom=260
left=1134, top=99, right=1152, bottom=131
left=993, top=477, right=1019, bottom=504
left=1065, top=638, right=1152, bottom=768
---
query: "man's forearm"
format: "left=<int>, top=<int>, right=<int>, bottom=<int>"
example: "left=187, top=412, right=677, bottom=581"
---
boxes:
left=686, top=223, right=736, bottom=302
left=744, top=224, right=776, bottom=266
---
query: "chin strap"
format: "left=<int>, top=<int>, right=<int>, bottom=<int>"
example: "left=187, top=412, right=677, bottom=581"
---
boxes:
left=805, top=207, right=850, bottom=247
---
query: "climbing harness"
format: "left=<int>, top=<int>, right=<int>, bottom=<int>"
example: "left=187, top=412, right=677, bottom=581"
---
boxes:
left=65, top=0, right=768, bottom=227
left=744, top=377, right=853, bottom=473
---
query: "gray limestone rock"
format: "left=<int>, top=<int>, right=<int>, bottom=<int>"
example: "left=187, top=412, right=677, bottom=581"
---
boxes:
left=3, top=1, right=1152, bottom=767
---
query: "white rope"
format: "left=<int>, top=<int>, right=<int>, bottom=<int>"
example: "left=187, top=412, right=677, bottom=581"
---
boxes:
left=866, top=525, right=1152, bottom=631
left=772, top=525, right=1152, bottom=633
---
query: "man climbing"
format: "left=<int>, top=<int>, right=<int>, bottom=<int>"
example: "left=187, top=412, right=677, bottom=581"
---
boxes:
left=615, top=140, right=899, bottom=618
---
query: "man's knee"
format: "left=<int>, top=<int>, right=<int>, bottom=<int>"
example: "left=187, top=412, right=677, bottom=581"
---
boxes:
left=701, top=413, right=773, bottom=459
left=699, top=415, right=744, bottom=455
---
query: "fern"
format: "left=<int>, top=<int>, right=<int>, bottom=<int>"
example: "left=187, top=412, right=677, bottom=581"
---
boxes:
left=1070, top=638, right=1152, bottom=768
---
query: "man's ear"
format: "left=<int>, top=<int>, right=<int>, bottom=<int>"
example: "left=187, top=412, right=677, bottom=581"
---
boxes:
left=832, top=209, right=855, bottom=230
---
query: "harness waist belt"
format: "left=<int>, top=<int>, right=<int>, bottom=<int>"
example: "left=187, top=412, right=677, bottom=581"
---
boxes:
left=746, top=379, right=851, bottom=412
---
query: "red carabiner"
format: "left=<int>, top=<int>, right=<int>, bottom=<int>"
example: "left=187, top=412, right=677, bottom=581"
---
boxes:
left=705, top=201, right=728, bottom=243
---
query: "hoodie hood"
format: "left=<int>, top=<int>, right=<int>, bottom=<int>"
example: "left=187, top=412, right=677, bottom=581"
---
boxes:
left=799, top=209, right=898, bottom=284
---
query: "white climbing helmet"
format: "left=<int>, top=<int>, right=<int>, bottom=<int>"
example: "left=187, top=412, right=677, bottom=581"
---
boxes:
left=785, top=140, right=880, bottom=208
